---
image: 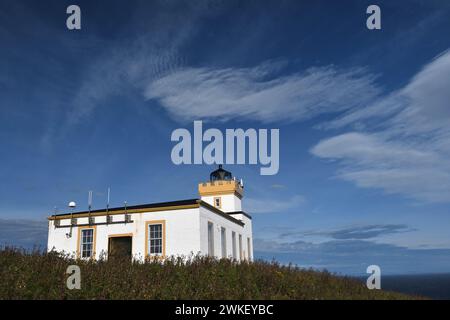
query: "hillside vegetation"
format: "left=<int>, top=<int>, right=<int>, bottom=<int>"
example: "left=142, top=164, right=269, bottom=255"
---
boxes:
left=0, top=248, right=418, bottom=300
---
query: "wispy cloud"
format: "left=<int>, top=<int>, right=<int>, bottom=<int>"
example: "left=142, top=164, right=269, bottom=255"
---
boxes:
left=253, top=222, right=437, bottom=275
left=245, top=194, right=304, bottom=214
left=275, top=223, right=415, bottom=241
left=270, top=184, right=286, bottom=189
left=28, top=0, right=450, bottom=207
left=312, top=50, right=450, bottom=203
left=145, top=49, right=450, bottom=204
left=253, top=238, right=450, bottom=275
left=299, top=224, right=414, bottom=240
left=0, top=218, right=47, bottom=249
left=64, top=1, right=222, bottom=127
left=311, top=132, right=450, bottom=202
left=144, top=64, right=380, bottom=123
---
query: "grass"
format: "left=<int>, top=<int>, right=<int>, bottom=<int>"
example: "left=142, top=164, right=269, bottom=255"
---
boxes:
left=0, top=247, right=420, bottom=300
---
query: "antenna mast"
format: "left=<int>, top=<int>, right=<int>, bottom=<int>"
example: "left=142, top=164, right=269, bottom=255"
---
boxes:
left=106, top=187, right=110, bottom=224
left=107, top=188, right=110, bottom=210
left=67, top=201, right=76, bottom=238
left=88, top=190, right=93, bottom=224
left=124, top=200, right=128, bottom=224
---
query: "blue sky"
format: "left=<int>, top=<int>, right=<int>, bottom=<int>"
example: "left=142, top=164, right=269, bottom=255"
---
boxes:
left=1, top=0, right=450, bottom=275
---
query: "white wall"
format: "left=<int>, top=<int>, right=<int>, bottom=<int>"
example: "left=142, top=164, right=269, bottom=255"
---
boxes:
left=199, top=206, right=252, bottom=261
left=229, top=213, right=253, bottom=260
left=48, top=208, right=201, bottom=260
left=201, top=194, right=242, bottom=212
left=47, top=205, right=252, bottom=261
left=135, top=208, right=201, bottom=259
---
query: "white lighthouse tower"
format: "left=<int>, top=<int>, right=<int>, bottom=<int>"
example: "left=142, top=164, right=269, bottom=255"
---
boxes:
left=198, top=165, right=244, bottom=213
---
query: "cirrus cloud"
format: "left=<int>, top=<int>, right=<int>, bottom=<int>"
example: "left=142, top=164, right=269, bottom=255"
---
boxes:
left=144, top=63, right=381, bottom=123
left=312, top=50, right=450, bottom=203
left=245, top=194, right=305, bottom=214
left=294, top=224, right=415, bottom=240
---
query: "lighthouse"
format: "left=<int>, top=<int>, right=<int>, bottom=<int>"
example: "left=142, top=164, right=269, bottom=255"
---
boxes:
left=48, top=166, right=253, bottom=261
left=198, top=165, right=244, bottom=212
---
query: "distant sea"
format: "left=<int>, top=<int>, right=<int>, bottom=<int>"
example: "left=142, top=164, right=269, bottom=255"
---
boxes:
left=357, top=273, right=450, bottom=299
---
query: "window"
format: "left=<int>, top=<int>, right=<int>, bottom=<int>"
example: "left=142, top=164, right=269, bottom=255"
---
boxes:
left=247, top=237, right=252, bottom=260
left=145, top=221, right=165, bottom=258
left=148, top=223, right=163, bottom=256
left=213, top=197, right=221, bottom=208
left=238, top=234, right=243, bottom=260
left=208, top=222, right=214, bottom=256
left=80, top=228, right=94, bottom=258
left=221, top=227, right=226, bottom=258
left=232, top=231, right=237, bottom=260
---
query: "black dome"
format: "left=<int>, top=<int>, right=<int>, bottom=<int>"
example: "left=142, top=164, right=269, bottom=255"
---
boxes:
left=210, top=165, right=232, bottom=181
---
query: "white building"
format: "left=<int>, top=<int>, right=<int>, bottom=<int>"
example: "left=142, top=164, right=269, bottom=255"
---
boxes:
left=47, top=166, right=253, bottom=261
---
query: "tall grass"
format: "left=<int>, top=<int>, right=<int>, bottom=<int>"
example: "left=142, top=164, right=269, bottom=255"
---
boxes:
left=0, top=247, right=418, bottom=300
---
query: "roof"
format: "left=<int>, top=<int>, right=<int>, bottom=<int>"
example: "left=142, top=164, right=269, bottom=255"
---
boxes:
left=48, top=198, right=244, bottom=226
left=51, top=199, right=198, bottom=217
left=227, top=211, right=252, bottom=220
left=210, top=164, right=232, bottom=181
left=198, top=201, right=245, bottom=226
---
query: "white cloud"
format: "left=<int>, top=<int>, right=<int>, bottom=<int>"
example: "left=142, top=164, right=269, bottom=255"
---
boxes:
left=0, top=218, right=48, bottom=249
left=144, top=64, right=380, bottom=123
left=312, top=133, right=439, bottom=166
left=64, top=1, right=219, bottom=126
left=245, top=194, right=305, bottom=214
left=61, top=5, right=450, bottom=207
left=145, top=49, right=450, bottom=204
left=253, top=238, right=450, bottom=275
left=312, top=50, right=450, bottom=203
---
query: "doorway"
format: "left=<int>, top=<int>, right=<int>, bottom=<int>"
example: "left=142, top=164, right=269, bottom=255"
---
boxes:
left=108, top=235, right=132, bottom=260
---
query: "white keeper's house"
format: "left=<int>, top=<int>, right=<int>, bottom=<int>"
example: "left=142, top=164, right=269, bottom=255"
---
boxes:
left=47, top=166, right=253, bottom=261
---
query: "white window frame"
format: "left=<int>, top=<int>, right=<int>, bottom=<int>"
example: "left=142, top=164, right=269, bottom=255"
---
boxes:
left=148, top=223, right=163, bottom=256
left=80, top=228, right=94, bottom=258
left=214, top=197, right=221, bottom=208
